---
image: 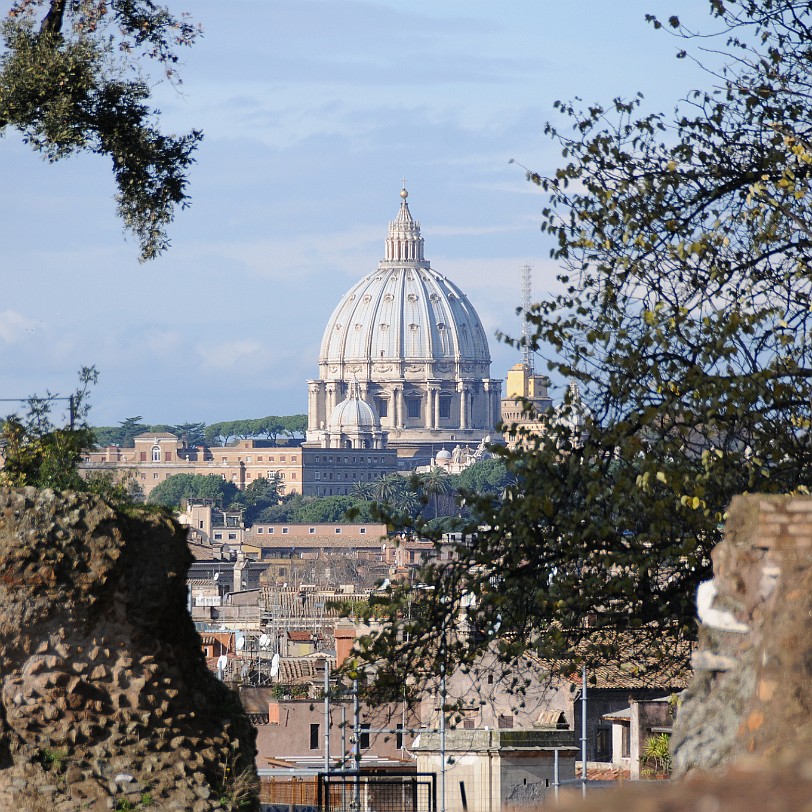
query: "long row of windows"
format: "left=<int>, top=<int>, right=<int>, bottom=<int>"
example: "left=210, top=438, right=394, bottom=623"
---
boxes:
left=314, top=470, right=378, bottom=481
left=231, top=471, right=297, bottom=480
left=253, top=527, right=367, bottom=535
left=313, top=455, right=382, bottom=464
left=221, top=455, right=298, bottom=464
left=142, top=449, right=300, bottom=464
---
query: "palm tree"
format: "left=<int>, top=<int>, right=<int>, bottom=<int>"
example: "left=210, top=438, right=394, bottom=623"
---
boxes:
left=419, top=467, right=453, bottom=518
left=352, top=480, right=375, bottom=500
left=372, top=474, right=404, bottom=504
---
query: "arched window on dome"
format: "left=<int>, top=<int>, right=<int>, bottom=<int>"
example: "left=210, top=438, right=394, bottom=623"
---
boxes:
left=152, top=445, right=161, bottom=462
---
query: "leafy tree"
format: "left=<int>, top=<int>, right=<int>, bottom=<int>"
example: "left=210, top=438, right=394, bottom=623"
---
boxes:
left=254, top=417, right=285, bottom=445
left=454, top=459, right=511, bottom=496
left=0, top=367, right=137, bottom=508
left=204, top=422, right=231, bottom=447
left=0, top=0, right=201, bottom=260
left=230, top=475, right=280, bottom=525
left=357, top=0, right=812, bottom=684
left=251, top=492, right=376, bottom=524
left=0, top=366, right=97, bottom=490
left=172, top=421, right=206, bottom=447
left=254, top=492, right=305, bottom=523
left=204, top=415, right=308, bottom=447
left=280, top=414, right=307, bottom=440
left=294, top=495, right=375, bottom=523
left=114, top=416, right=148, bottom=447
left=83, top=469, right=145, bottom=505
left=92, top=417, right=190, bottom=448
left=147, top=473, right=238, bottom=509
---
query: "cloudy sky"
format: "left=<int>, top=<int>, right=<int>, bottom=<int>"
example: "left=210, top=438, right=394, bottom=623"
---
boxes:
left=1, top=1, right=707, bottom=427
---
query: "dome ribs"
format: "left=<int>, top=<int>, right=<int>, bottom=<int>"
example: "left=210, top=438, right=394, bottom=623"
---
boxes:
left=309, top=187, right=499, bottom=446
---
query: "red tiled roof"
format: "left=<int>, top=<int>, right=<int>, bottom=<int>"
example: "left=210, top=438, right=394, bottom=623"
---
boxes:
left=586, top=765, right=630, bottom=781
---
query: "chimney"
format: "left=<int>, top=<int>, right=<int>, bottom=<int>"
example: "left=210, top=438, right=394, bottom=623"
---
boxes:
left=334, top=624, right=358, bottom=669
left=268, top=701, right=280, bottom=725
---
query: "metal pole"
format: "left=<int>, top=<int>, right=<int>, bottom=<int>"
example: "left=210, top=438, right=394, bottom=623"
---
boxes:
left=440, top=673, right=446, bottom=812
left=553, top=748, right=559, bottom=803
left=581, top=665, right=587, bottom=798
left=353, top=679, right=361, bottom=811
left=342, top=703, right=347, bottom=770
left=324, top=660, right=330, bottom=772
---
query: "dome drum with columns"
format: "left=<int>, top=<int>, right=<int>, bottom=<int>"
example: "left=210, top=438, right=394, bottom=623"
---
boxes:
left=307, top=188, right=501, bottom=465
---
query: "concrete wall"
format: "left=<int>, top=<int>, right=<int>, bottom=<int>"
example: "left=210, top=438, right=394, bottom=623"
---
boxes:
left=415, top=729, right=577, bottom=812
left=249, top=696, right=418, bottom=769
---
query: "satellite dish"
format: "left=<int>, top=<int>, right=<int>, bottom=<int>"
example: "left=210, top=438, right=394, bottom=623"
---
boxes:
left=213, top=573, right=220, bottom=582
left=259, top=634, right=269, bottom=649
left=236, top=634, right=245, bottom=651
left=270, top=652, right=280, bottom=678
left=217, top=654, right=228, bottom=671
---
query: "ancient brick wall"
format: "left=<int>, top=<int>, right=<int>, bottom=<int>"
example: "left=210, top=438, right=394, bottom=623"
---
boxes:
left=556, top=493, right=812, bottom=812
left=0, top=487, right=258, bottom=811
left=672, top=493, right=812, bottom=775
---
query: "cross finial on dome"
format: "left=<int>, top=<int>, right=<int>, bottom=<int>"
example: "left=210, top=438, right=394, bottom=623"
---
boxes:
left=401, top=177, right=408, bottom=199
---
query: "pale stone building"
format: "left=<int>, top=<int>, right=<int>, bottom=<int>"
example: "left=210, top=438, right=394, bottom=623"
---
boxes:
left=307, top=187, right=501, bottom=467
left=80, top=432, right=303, bottom=498
left=500, top=362, right=553, bottom=447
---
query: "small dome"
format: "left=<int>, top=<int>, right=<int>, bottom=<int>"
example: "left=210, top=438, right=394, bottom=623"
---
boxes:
left=436, top=449, right=452, bottom=460
left=329, top=391, right=379, bottom=434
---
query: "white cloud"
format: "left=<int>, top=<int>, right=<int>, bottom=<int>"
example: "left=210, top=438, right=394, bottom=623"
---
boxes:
left=196, top=339, right=264, bottom=371
left=0, top=310, right=40, bottom=344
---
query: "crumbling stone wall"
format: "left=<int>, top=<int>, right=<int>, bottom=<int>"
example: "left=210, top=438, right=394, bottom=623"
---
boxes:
left=0, top=487, right=258, bottom=811
left=556, top=493, right=812, bottom=812
left=672, top=493, right=812, bottom=775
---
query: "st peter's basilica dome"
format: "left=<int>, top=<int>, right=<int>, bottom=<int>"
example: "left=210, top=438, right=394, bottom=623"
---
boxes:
left=307, top=187, right=501, bottom=465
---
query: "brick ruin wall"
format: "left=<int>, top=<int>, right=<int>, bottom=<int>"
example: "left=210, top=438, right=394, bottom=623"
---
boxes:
left=561, top=493, right=812, bottom=811
left=672, top=493, right=812, bottom=774
left=0, top=487, right=258, bottom=811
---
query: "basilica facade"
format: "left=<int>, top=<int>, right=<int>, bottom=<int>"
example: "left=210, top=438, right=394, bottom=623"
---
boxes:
left=306, top=188, right=501, bottom=465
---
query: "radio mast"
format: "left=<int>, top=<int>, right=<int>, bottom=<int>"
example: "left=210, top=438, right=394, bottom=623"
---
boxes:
left=521, top=264, right=534, bottom=372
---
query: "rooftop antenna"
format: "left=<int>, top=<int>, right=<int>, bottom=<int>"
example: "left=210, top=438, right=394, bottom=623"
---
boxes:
left=521, top=264, right=534, bottom=372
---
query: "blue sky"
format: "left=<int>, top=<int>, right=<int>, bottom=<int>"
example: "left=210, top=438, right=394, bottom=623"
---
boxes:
left=0, top=1, right=708, bottom=427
